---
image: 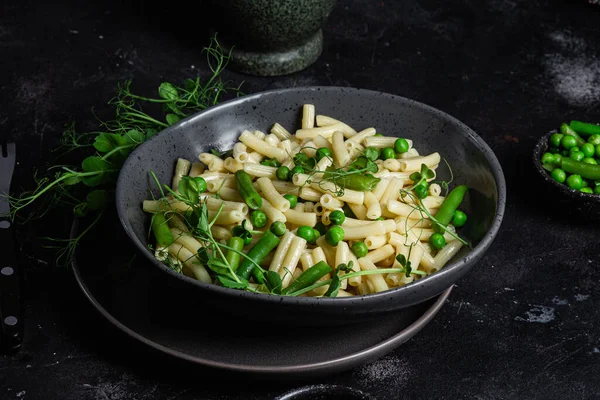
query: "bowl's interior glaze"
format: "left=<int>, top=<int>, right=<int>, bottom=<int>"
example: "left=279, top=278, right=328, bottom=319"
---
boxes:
left=116, top=86, right=505, bottom=323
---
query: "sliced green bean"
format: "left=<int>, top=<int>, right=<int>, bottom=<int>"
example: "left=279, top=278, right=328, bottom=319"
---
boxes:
left=282, top=261, right=332, bottom=295
left=236, top=230, right=280, bottom=282
left=570, top=120, right=600, bottom=136
left=234, top=170, right=262, bottom=210
left=226, top=236, right=244, bottom=272
left=151, top=212, right=175, bottom=247
left=432, top=185, right=469, bottom=233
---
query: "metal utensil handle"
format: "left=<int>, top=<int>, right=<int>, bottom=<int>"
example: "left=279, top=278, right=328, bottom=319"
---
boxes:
left=0, top=218, right=22, bottom=352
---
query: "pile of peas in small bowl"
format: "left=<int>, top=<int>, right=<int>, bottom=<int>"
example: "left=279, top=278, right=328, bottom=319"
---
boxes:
left=540, top=121, right=600, bottom=195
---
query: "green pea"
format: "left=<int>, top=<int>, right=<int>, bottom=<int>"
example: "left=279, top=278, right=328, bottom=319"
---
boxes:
left=364, top=147, right=380, bottom=161
left=250, top=210, right=267, bottom=228
left=394, top=138, right=410, bottom=154
left=451, top=210, right=467, bottom=227
left=549, top=133, right=564, bottom=148
left=429, top=233, right=446, bottom=250
left=325, top=226, right=344, bottom=247
left=566, top=174, right=583, bottom=190
left=351, top=241, right=369, bottom=258
left=270, top=221, right=287, bottom=237
left=316, top=147, right=332, bottom=161
left=297, top=226, right=315, bottom=242
left=551, top=168, right=566, bottom=183
left=290, top=166, right=305, bottom=176
left=294, top=153, right=309, bottom=165
left=283, top=194, right=297, bottom=208
left=588, top=134, right=600, bottom=145
left=376, top=216, right=385, bottom=221
left=553, top=154, right=563, bottom=164
left=570, top=151, right=585, bottom=162
left=276, top=166, right=291, bottom=181
left=548, top=147, right=559, bottom=154
left=581, top=143, right=596, bottom=158
left=381, top=147, right=395, bottom=160
left=582, top=179, right=589, bottom=187
left=560, top=149, right=570, bottom=156
left=374, top=133, right=383, bottom=137
left=569, top=146, right=580, bottom=154
left=328, top=210, right=345, bottom=226
left=193, top=177, right=207, bottom=193
left=580, top=187, right=594, bottom=194
left=541, top=152, right=555, bottom=164
left=583, top=157, right=598, bottom=165
left=561, top=135, right=578, bottom=150
left=595, top=185, right=600, bottom=194
left=596, top=144, right=600, bottom=157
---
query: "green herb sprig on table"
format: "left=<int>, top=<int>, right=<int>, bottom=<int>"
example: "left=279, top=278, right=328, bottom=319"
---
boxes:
left=4, top=36, right=244, bottom=266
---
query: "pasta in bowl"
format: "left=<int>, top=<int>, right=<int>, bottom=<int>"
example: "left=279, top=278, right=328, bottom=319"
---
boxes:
left=116, top=86, right=505, bottom=325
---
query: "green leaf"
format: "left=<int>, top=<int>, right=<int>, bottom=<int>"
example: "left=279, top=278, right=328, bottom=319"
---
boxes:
left=166, top=113, right=181, bottom=126
left=178, top=176, right=200, bottom=204
left=145, top=128, right=159, bottom=140
left=158, top=82, right=179, bottom=100
left=81, top=156, right=111, bottom=187
left=409, top=172, right=421, bottom=182
left=206, top=258, right=230, bottom=276
left=265, top=271, right=282, bottom=294
left=396, top=254, right=407, bottom=266
left=217, top=276, right=248, bottom=289
left=86, top=189, right=108, bottom=210
left=366, top=160, right=378, bottom=173
left=93, top=133, right=121, bottom=153
left=184, top=78, right=196, bottom=92
left=62, top=174, right=81, bottom=186
left=123, top=129, right=145, bottom=145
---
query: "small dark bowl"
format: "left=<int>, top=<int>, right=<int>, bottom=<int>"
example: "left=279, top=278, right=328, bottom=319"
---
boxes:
left=116, top=86, right=506, bottom=326
left=532, top=130, right=600, bottom=220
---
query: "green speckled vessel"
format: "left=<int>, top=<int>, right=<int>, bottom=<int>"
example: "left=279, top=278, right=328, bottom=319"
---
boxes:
left=208, top=0, right=337, bottom=76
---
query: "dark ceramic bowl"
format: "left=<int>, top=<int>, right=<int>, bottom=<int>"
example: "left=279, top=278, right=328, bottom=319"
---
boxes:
left=115, top=86, right=506, bottom=326
left=532, top=130, right=600, bottom=220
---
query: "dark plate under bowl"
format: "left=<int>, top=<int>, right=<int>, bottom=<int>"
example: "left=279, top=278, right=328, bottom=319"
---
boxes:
left=533, top=130, right=600, bottom=220
left=116, top=86, right=506, bottom=326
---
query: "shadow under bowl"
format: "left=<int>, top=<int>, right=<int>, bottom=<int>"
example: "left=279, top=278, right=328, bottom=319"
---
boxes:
left=532, top=130, right=600, bottom=220
left=116, top=86, right=506, bottom=327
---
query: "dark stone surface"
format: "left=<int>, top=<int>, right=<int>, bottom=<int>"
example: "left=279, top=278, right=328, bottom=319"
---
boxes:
left=1, top=0, right=600, bottom=399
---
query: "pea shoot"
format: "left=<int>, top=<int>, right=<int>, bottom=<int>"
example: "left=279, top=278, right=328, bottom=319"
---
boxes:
left=4, top=36, right=243, bottom=266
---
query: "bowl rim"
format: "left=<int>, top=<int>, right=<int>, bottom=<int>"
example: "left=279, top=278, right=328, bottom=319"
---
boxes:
left=116, top=85, right=507, bottom=304
left=532, top=130, right=600, bottom=200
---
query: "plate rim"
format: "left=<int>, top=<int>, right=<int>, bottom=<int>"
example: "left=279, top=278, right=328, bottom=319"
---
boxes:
left=71, top=217, right=453, bottom=377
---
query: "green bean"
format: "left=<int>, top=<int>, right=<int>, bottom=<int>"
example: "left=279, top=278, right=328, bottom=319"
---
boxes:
left=570, top=120, right=600, bottom=136
left=151, top=212, right=174, bottom=247
left=560, top=157, right=600, bottom=180
left=560, top=123, right=586, bottom=146
left=282, top=261, right=332, bottom=295
left=236, top=230, right=280, bottom=282
left=234, top=170, right=262, bottom=210
left=226, top=236, right=245, bottom=271
left=432, top=185, right=469, bottom=234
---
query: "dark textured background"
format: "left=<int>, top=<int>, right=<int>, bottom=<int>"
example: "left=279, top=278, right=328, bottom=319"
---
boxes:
left=1, top=0, right=600, bottom=399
